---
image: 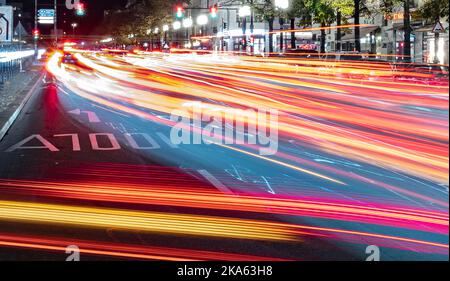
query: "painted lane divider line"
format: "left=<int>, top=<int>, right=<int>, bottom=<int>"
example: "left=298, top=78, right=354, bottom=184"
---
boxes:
left=197, top=169, right=234, bottom=195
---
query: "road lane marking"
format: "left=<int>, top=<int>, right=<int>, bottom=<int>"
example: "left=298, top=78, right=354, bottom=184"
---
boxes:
left=54, top=134, right=81, bottom=151
left=2, top=132, right=177, bottom=152
left=68, top=109, right=101, bottom=123
left=197, top=169, right=234, bottom=195
left=218, top=144, right=346, bottom=185
left=5, top=134, right=60, bottom=152
left=89, top=133, right=121, bottom=151
left=91, top=103, right=130, bottom=118
left=156, top=132, right=179, bottom=149
left=124, top=133, right=161, bottom=150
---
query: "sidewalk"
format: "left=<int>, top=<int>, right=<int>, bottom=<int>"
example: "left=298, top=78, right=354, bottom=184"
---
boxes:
left=0, top=62, right=44, bottom=141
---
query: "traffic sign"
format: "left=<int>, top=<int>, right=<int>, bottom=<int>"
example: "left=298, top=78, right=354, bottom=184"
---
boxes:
left=0, top=6, right=13, bottom=42
left=38, top=9, right=55, bottom=17
left=432, top=21, right=445, bottom=33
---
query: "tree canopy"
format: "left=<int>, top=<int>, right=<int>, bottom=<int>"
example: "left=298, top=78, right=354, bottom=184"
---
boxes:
left=100, top=0, right=190, bottom=43
left=419, top=0, right=449, bottom=23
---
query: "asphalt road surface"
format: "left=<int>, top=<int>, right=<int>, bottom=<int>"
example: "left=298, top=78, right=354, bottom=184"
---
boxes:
left=0, top=50, right=447, bottom=261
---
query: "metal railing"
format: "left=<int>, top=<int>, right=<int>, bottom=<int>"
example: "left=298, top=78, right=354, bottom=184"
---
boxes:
left=0, top=43, right=35, bottom=85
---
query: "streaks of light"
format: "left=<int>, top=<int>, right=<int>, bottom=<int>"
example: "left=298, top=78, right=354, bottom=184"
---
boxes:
left=48, top=51, right=448, bottom=186
left=217, top=145, right=346, bottom=185
left=0, top=199, right=446, bottom=254
left=0, top=200, right=300, bottom=242
left=0, top=233, right=285, bottom=261
left=0, top=179, right=447, bottom=234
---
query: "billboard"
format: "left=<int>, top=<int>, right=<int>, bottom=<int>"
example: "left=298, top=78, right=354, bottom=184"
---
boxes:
left=0, top=6, right=13, bottom=42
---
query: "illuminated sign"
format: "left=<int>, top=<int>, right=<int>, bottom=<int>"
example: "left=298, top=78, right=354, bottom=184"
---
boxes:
left=38, top=9, right=55, bottom=24
left=38, top=9, right=55, bottom=17
left=385, top=13, right=404, bottom=21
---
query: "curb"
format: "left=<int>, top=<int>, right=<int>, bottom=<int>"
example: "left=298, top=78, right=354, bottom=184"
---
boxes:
left=0, top=72, right=45, bottom=142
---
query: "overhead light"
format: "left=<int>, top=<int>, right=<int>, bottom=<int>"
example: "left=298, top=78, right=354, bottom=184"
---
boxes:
left=197, top=14, right=208, bottom=26
left=239, top=6, right=251, bottom=17
left=173, top=21, right=181, bottom=30
left=183, top=18, right=193, bottom=28
left=274, top=0, right=289, bottom=9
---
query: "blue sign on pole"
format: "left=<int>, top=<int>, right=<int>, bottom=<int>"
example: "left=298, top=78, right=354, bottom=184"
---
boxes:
left=38, top=9, right=55, bottom=18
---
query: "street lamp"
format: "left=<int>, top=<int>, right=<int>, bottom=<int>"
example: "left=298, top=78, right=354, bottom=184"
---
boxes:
left=162, top=24, right=170, bottom=50
left=274, top=0, right=289, bottom=9
left=18, top=13, right=25, bottom=72
left=197, top=14, right=208, bottom=26
left=182, top=18, right=193, bottom=50
left=173, top=21, right=181, bottom=30
left=182, top=17, right=193, bottom=28
left=274, top=0, right=289, bottom=52
left=71, top=23, right=78, bottom=37
left=239, top=5, right=251, bottom=18
left=196, top=14, right=208, bottom=38
left=239, top=6, right=251, bottom=52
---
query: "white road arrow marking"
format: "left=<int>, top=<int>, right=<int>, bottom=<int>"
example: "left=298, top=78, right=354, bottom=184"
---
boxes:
left=68, top=109, right=101, bottom=123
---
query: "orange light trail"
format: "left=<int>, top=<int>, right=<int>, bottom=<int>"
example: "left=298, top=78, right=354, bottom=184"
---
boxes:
left=0, top=199, right=446, bottom=254
left=0, top=179, right=447, bottom=234
left=0, top=233, right=287, bottom=261
left=0, top=200, right=303, bottom=242
left=38, top=50, right=449, bottom=259
left=47, top=51, right=448, bottom=186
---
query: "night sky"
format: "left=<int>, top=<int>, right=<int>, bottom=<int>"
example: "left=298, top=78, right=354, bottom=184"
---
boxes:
left=16, top=0, right=128, bottom=35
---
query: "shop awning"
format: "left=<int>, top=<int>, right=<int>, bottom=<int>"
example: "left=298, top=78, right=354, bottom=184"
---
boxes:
left=414, top=24, right=437, bottom=32
left=385, top=21, right=424, bottom=31
left=340, top=26, right=380, bottom=42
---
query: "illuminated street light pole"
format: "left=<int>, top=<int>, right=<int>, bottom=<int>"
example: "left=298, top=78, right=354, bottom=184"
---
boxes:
left=34, top=0, right=38, bottom=56
left=239, top=5, right=251, bottom=53
left=173, top=21, right=181, bottom=48
left=197, top=14, right=208, bottom=37
left=183, top=17, right=193, bottom=48
left=18, top=13, right=25, bottom=72
left=163, top=24, right=169, bottom=49
left=274, top=0, right=289, bottom=52
left=54, top=0, right=57, bottom=47
left=71, top=23, right=78, bottom=38
left=250, top=0, right=254, bottom=54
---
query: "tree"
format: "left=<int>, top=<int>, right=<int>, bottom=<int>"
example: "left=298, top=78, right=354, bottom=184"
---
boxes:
left=305, top=0, right=336, bottom=54
left=419, top=0, right=449, bottom=63
left=419, top=0, right=449, bottom=23
left=287, top=0, right=312, bottom=49
left=380, top=0, right=413, bottom=61
left=354, top=0, right=361, bottom=51
left=253, top=0, right=280, bottom=53
left=329, top=0, right=354, bottom=51
left=100, top=0, right=189, bottom=45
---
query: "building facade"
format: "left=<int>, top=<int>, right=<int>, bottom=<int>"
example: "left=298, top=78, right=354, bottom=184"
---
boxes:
left=184, top=0, right=448, bottom=63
